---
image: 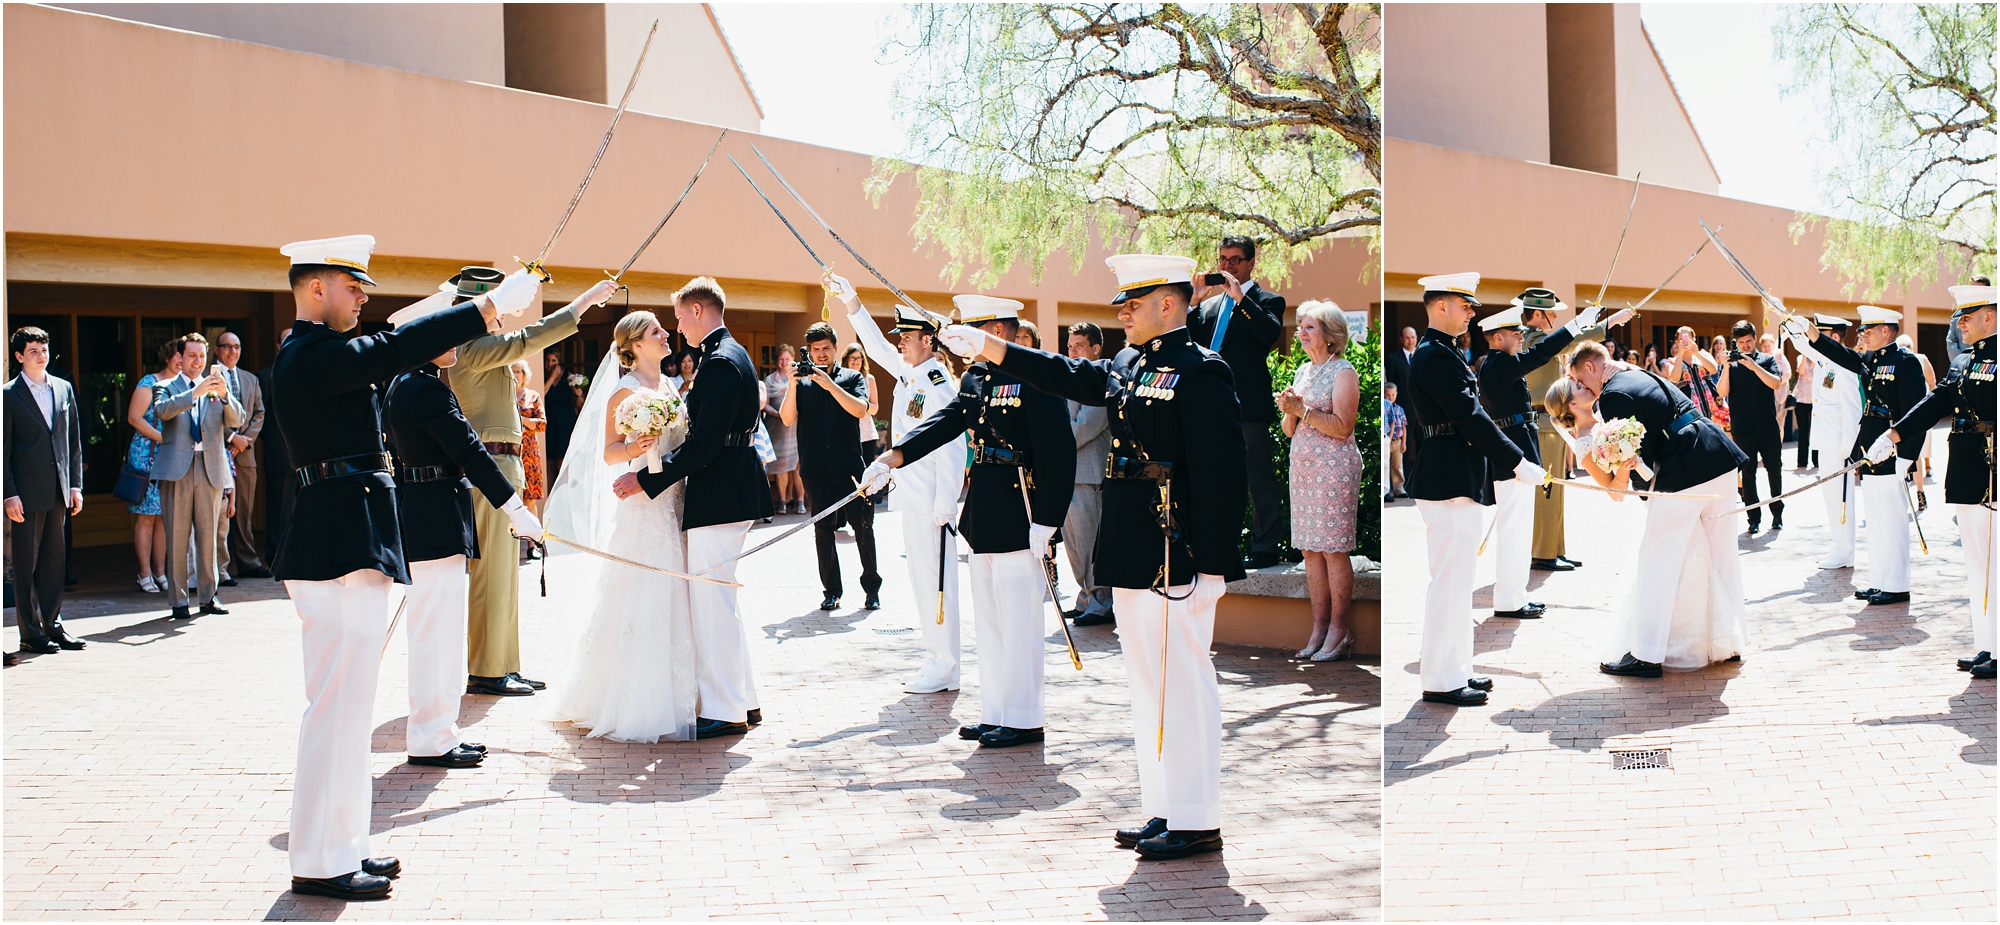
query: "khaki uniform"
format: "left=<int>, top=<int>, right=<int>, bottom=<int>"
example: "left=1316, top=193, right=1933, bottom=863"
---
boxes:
left=444, top=304, right=581, bottom=678
left=1524, top=320, right=1610, bottom=560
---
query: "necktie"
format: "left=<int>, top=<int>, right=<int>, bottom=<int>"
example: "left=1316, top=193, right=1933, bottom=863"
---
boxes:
left=191, top=379, right=204, bottom=436
left=1209, top=295, right=1235, bottom=353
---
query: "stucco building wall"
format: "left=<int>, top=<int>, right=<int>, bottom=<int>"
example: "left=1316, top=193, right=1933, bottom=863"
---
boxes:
left=57, top=3, right=507, bottom=84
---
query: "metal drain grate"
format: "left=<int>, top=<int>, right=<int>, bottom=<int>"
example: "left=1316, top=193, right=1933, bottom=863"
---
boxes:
left=1610, top=748, right=1672, bottom=770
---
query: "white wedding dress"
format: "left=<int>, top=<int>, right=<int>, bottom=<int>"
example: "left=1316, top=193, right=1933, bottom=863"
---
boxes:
left=543, top=356, right=699, bottom=742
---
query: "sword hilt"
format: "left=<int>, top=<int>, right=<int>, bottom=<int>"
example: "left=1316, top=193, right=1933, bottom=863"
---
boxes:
left=516, top=256, right=552, bottom=283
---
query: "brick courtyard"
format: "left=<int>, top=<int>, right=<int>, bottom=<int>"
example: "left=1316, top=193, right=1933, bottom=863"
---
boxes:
left=1383, top=437, right=1996, bottom=920
left=5, top=510, right=1379, bottom=920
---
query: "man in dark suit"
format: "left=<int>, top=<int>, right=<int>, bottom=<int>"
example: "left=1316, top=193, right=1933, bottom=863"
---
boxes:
left=614, top=277, right=776, bottom=740
left=5, top=326, right=86, bottom=655
left=1387, top=326, right=1420, bottom=493
left=779, top=321, right=881, bottom=611
left=1189, top=236, right=1287, bottom=569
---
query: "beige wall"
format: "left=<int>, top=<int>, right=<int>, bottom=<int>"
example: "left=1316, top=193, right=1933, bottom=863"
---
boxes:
left=1546, top=3, right=1616, bottom=175
left=57, top=3, right=506, bottom=84
left=608, top=3, right=762, bottom=132
left=1614, top=7, right=1719, bottom=193
left=503, top=3, right=606, bottom=103
left=1385, top=2, right=1550, bottom=164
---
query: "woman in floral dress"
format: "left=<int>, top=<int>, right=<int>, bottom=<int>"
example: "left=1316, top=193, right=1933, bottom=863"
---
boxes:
left=124, top=342, right=180, bottom=592
left=1277, top=301, right=1363, bottom=661
left=512, top=360, right=548, bottom=518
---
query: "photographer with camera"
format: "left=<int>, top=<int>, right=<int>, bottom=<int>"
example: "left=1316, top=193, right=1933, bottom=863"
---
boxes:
left=1717, top=318, right=1787, bottom=532
left=780, top=322, right=882, bottom=611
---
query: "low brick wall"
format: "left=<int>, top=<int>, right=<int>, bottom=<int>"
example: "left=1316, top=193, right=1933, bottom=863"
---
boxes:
left=1213, top=557, right=1380, bottom=656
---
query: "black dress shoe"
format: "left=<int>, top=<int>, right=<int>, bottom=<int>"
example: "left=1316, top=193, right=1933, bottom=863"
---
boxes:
left=1073, top=611, right=1114, bottom=626
left=170, top=606, right=193, bottom=620
left=505, top=672, right=545, bottom=691
left=407, top=744, right=484, bottom=768
left=461, top=742, right=488, bottom=755
left=694, top=717, right=749, bottom=739
left=978, top=726, right=1045, bottom=748
left=1530, top=558, right=1576, bottom=572
left=1558, top=556, right=1584, bottom=568
left=1864, top=590, right=1911, bottom=606
left=290, top=871, right=392, bottom=901
left=360, top=857, right=401, bottom=879
left=1421, top=687, right=1487, bottom=706
left=1746, top=518, right=1761, bottom=534
left=1241, top=553, right=1280, bottom=570
left=1957, top=652, right=1993, bottom=672
left=1600, top=653, right=1663, bottom=678
left=219, top=577, right=239, bottom=588
left=1493, top=602, right=1546, bottom=619
left=19, top=639, right=59, bottom=655
left=746, top=709, right=762, bottom=726
left=466, top=675, right=534, bottom=696
left=1974, top=661, right=1996, bottom=680
left=1135, top=829, right=1223, bottom=860
left=1115, top=817, right=1169, bottom=848
left=4, top=652, right=17, bottom=667
left=239, top=566, right=273, bottom=579
left=864, top=593, right=882, bottom=610
left=1466, top=677, right=1493, bottom=691
left=1854, top=588, right=1879, bottom=600
left=200, top=601, right=230, bottom=615
left=819, top=595, right=840, bottom=611
left=1770, top=513, right=1784, bottom=529
left=958, top=723, right=998, bottom=740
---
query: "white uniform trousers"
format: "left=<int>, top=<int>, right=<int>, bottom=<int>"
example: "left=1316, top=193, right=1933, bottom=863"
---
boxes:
left=284, top=568, right=392, bottom=879
left=904, top=513, right=963, bottom=686
left=1819, top=469, right=1860, bottom=567
left=1624, top=472, right=1748, bottom=665
left=1417, top=499, right=1483, bottom=693
left=687, top=521, right=760, bottom=724
left=1957, top=503, right=1996, bottom=653
left=969, top=550, right=1047, bottom=729
left=404, top=556, right=468, bottom=758
left=1490, top=479, right=1534, bottom=612
left=1113, top=576, right=1225, bottom=830
left=1860, top=460, right=1912, bottom=593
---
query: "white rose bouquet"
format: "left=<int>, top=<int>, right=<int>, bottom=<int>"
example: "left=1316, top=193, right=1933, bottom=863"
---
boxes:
left=614, top=388, right=683, bottom=473
left=568, top=372, right=590, bottom=389
left=1581, top=417, right=1655, bottom=482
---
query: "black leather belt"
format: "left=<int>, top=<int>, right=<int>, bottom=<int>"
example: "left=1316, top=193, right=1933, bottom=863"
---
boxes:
left=1105, top=455, right=1174, bottom=481
left=1421, top=422, right=1456, bottom=438
left=296, top=452, right=393, bottom=487
left=721, top=431, right=754, bottom=447
left=1494, top=411, right=1539, bottom=428
left=1954, top=419, right=1996, bottom=435
left=1669, top=410, right=1699, bottom=432
left=397, top=464, right=460, bottom=483
left=1864, top=403, right=1896, bottom=419
left=482, top=441, right=520, bottom=457
left=971, top=445, right=1029, bottom=467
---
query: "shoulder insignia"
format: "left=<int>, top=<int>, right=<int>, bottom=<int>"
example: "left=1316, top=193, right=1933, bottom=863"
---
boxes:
left=928, top=368, right=950, bottom=386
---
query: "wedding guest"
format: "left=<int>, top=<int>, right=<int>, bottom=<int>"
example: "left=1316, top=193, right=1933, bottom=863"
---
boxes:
left=543, top=350, right=579, bottom=485
left=214, top=331, right=271, bottom=580
left=154, top=333, right=245, bottom=620
left=125, top=341, right=180, bottom=593
left=1793, top=351, right=1817, bottom=472
left=1717, top=320, right=1786, bottom=532
left=670, top=349, right=698, bottom=393
left=1192, top=236, right=1288, bottom=569
left=1061, top=322, right=1114, bottom=626
left=6, top=326, right=86, bottom=656
left=1278, top=301, right=1361, bottom=661
left=763, top=345, right=804, bottom=514
left=1383, top=381, right=1406, bottom=501
left=512, top=360, right=547, bottom=520
left=1015, top=321, right=1041, bottom=349
left=1896, top=332, right=1939, bottom=509
left=783, top=323, right=882, bottom=611
left=841, top=344, right=881, bottom=464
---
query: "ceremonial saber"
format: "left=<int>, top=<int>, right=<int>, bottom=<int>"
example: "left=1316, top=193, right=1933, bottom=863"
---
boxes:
left=1902, top=472, right=1930, bottom=555
left=1705, top=459, right=1868, bottom=520
left=747, top=143, right=954, bottom=330
left=936, top=523, right=950, bottom=626
left=730, top=155, right=832, bottom=273
left=609, top=128, right=729, bottom=283
left=380, top=593, right=409, bottom=659
left=695, top=477, right=882, bottom=576
left=1699, top=220, right=1787, bottom=317
left=542, top=531, right=744, bottom=587
left=1628, top=224, right=1721, bottom=314
left=1547, top=475, right=1715, bottom=500
left=1592, top=172, right=1643, bottom=308
left=518, top=20, right=660, bottom=281
left=1019, top=471, right=1083, bottom=671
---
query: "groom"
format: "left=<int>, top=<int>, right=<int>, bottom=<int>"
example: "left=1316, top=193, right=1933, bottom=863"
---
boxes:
left=612, top=277, right=774, bottom=739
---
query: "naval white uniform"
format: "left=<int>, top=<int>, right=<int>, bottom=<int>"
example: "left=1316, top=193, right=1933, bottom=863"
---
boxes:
left=1789, top=330, right=1865, bottom=568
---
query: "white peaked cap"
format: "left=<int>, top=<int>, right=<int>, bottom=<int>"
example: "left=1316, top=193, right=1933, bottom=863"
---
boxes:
left=1105, top=254, right=1197, bottom=304
left=386, top=288, right=460, bottom=328
left=953, top=294, right=1023, bottom=324
left=1419, top=272, right=1481, bottom=305
left=1478, top=306, right=1529, bottom=332
left=1950, top=284, right=1996, bottom=313
left=279, top=234, right=378, bottom=285
left=1856, top=305, right=1903, bottom=327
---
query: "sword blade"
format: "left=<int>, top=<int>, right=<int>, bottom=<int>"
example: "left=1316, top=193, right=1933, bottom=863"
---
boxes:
left=614, top=128, right=728, bottom=281
left=1550, top=476, right=1717, bottom=500
left=747, top=142, right=953, bottom=329
left=695, top=480, right=873, bottom=575
left=729, top=155, right=829, bottom=271
left=1704, top=459, right=1867, bottom=520
left=527, top=19, right=661, bottom=276
left=1699, top=220, right=1785, bottom=316
left=1629, top=224, right=1720, bottom=313
left=543, top=532, right=744, bottom=586
left=1594, top=172, right=1643, bottom=307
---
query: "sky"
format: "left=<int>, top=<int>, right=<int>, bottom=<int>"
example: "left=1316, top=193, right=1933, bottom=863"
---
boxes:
left=707, top=4, right=908, bottom=160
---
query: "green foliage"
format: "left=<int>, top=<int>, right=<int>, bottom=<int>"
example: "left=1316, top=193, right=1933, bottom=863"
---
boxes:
left=1774, top=3, right=1997, bottom=294
left=871, top=3, right=1380, bottom=290
left=1250, top=321, right=1380, bottom=564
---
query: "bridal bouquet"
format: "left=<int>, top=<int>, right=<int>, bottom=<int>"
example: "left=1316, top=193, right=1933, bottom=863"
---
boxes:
left=1582, top=417, right=1655, bottom=481
left=568, top=372, right=590, bottom=389
left=614, top=388, right=682, bottom=473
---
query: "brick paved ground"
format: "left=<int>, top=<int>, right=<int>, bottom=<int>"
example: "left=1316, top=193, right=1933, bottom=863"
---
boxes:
left=6, top=509, right=1379, bottom=920
left=1383, top=436, right=1995, bottom=920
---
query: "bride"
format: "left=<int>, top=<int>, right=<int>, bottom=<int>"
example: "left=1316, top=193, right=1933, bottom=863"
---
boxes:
left=542, top=311, right=699, bottom=742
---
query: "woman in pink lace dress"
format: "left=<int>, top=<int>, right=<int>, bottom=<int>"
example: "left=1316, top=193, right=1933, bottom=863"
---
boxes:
left=1278, top=301, right=1363, bottom=661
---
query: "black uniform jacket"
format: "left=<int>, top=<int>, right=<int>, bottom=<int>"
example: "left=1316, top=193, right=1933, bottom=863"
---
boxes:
left=635, top=327, right=775, bottom=528
left=998, top=327, right=1248, bottom=586
left=1809, top=333, right=1927, bottom=476
left=1189, top=283, right=1286, bottom=424
left=1894, top=335, right=1995, bottom=505
left=1596, top=369, right=1747, bottom=494
left=1477, top=326, right=1575, bottom=469
left=794, top=365, right=870, bottom=477
left=1409, top=328, right=1524, bottom=505
left=271, top=306, right=490, bottom=582
left=897, top=361, right=1076, bottom=555
left=385, top=365, right=516, bottom=563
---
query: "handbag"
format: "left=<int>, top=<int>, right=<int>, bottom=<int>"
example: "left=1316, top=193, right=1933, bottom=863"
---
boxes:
left=111, top=463, right=151, bottom=505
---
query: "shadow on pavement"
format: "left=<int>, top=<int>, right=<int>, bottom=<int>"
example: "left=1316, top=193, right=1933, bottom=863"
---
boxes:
left=1097, top=856, right=1268, bottom=921
left=1862, top=684, right=1997, bottom=766
left=788, top=690, right=967, bottom=750
left=838, top=746, right=1083, bottom=821
left=760, top=607, right=870, bottom=644
left=1490, top=673, right=1736, bottom=752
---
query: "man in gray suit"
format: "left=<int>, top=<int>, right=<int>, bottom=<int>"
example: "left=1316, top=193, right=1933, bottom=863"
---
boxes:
left=153, top=333, right=245, bottom=619
left=215, top=332, right=271, bottom=580
left=5, top=327, right=86, bottom=655
left=1061, top=323, right=1115, bottom=626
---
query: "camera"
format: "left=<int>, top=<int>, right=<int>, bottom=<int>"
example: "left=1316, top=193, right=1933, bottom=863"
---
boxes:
left=794, top=357, right=819, bottom=379
left=1727, top=348, right=1744, bottom=361
left=1202, top=272, right=1229, bottom=287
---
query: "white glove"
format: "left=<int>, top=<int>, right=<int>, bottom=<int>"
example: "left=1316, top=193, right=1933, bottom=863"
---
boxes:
left=1866, top=432, right=1896, bottom=463
left=487, top=269, right=543, bottom=316
left=1570, top=304, right=1602, bottom=331
left=938, top=324, right=988, bottom=359
left=823, top=271, right=859, bottom=310
left=1513, top=458, right=1547, bottom=485
left=575, top=278, right=619, bottom=310
left=1029, top=523, right=1058, bottom=553
left=932, top=510, right=956, bottom=529
left=858, top=458, right=894, bottom=494
left=501, top=495, right=542, bottom=539
left=1778, top=315, right=1809, bottom=341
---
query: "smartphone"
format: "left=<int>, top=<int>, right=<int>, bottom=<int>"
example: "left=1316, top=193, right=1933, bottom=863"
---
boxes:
left=1202, top=272, right=1228, bottom=287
